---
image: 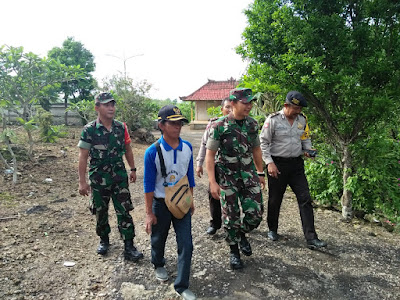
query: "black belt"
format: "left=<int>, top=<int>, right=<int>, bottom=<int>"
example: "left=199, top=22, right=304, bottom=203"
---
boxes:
left=154, top=197, right=165, bottom=202
left=272, top=156, right=301, bottom=162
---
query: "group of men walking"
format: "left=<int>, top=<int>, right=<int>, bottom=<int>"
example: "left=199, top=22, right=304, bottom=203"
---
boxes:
left=78, top=88, right=327, bottom=300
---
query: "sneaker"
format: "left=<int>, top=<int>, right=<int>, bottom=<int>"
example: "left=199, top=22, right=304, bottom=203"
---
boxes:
left=155, top=267, right=169, bottom=281
left=176, top=288, right=197, bottom=300
left=307, top=238, right=328, bottom=250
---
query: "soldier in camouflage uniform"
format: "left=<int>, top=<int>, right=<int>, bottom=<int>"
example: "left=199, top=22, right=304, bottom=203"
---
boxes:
left=78, top=92, right=143, bottom=261
left=205, top=88, right=265, bottom=270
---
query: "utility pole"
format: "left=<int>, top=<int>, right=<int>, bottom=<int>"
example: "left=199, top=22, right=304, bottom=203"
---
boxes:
left=106, top=53, right=144, bottom=79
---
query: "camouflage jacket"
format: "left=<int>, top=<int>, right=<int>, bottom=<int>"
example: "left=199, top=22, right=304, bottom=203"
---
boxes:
left=78, top=119, right=128, bottom=186
left=206, top=113, right=260, bottom=187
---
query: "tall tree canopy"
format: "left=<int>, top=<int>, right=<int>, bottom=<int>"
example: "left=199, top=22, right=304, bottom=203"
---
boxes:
left=0, top=45, right=82, bottom=122
left=48, top=37, right=96, bottom=124
left=0, top=45, right=82, bottom=165
left=101, top=75, right=158, bottom=132
left=237, top=0, right=400, bottom=219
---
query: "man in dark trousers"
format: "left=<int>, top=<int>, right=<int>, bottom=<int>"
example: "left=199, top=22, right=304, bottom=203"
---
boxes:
left=78, top=92, right=143, bottom=261
left=143, top=105, right=196, bottom=300
left=259, top=90, right=327, bottom=250
left=195, top=98, right=231, bottom=235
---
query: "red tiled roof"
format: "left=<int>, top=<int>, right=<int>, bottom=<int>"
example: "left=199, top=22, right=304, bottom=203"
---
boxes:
left=180, top=78, right=239, bottom=101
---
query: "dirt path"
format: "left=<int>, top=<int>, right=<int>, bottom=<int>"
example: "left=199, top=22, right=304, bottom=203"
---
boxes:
left=0, top=126, right=399, bottom=300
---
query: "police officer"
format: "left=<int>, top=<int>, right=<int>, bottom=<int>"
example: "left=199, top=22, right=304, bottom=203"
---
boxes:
left=195, top=98, right=231, bottom=235
left=259, top=91, right=327, bottom=250
left=206, top=88, right=264, bottom=270
left=78, top=92, right=143, bottom=261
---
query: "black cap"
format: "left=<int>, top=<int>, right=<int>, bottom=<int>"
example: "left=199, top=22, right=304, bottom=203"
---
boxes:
left=285, top=91, right=307, bottom=107
left=158, top=105, right=189, bottom=123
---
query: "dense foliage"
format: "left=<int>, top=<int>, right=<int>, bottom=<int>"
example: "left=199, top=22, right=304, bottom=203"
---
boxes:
left=48, top=37, right=97, bottom=124
left=0, top=45, right=81, bottom=183
left=100, top=75, right=157, bottom=131
left=238, top=0, right=400, bottom=221
left=0, top=45, right=82, bottom=160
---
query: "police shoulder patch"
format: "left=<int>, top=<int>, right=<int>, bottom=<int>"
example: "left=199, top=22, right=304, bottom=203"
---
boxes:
left=269, top=111, right=280, bottom=118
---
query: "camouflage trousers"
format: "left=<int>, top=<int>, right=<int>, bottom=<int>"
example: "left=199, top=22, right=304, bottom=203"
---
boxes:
left=220, top=180, right=263, bottom=245
left=91, top=178, right=135, bottom=240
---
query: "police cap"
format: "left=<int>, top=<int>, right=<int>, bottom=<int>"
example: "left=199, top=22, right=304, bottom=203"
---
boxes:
left=285, top=91, right=307, bottom=107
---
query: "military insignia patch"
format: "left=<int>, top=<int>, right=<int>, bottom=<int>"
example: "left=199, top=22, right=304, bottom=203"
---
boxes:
left=173, top=107, right=181, bottom=114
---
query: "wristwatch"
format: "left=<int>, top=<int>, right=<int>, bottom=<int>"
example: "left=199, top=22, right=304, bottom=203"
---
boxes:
left=130, top=168, right=137, bottom=172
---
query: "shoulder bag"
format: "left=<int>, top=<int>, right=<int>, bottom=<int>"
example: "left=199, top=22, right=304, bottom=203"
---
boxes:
left=155, top=142, right=193, bottom=219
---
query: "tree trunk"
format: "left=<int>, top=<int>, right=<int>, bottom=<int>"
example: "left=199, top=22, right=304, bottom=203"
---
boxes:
left=4, top=136, right=17, bottom=185
left=27, top=129, right=34, bottom=160
left=341, top=145, right=353, bottom=220
left=0, top=152, right=11, bottom=169
left=64, top=96, right=68, bottom=126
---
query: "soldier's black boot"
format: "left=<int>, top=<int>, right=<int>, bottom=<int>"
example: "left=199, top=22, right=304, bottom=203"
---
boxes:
left=239, top=232, right=252, bottom=256
left=97, top=236, right=109, bottom=255
left=124, top=240, right=144, bottom=262
left=229, top=244, right=243, bottom=270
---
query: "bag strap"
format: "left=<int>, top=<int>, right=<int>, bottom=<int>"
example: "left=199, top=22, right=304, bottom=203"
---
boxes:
left=155, top=141, right=168, bottom=187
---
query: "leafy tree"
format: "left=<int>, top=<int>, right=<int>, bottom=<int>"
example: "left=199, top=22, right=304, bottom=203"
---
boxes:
left=207, top=105, right=223, bottom=118
left=176, top=101, right=192, bottom=122
left=101, top=75, right=158, bottom=131
left=0, top=45, right=82, bottom=182
left=48, top=37, right=96, bottom=124
left=35, top=106, right=67, bottom=143
left=237, top=0, right=400, bottom=219
left=0, top=46, right=80, bottom=123
left=66, top=99, right=96, bottom=124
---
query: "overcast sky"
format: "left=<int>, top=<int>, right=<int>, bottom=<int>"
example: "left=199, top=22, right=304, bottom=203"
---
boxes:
left=2, top=0, right=253, bottom=100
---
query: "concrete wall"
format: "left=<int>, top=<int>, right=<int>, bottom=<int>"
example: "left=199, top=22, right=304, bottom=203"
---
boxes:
left=195, top=100, right=220, bottom=121
left=3, top=103, right=82, bottom=126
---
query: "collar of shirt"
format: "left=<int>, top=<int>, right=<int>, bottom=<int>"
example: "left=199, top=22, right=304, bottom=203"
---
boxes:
left=95, top=118, right=116, bottom=130
left=227, top=112, right=248, bottom=124
left=279, top=109, right=301, bottom=121
left=160, top=136, right=183, bottom=151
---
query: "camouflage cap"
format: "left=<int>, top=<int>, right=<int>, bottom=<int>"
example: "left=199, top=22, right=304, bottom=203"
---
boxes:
left=158, top=105, right=188, bottom=123
left=95, top=92, right=115, bottom=104
left=285, top=91, right=307, bottom=107
left=229, top=88, right=255, bottom=103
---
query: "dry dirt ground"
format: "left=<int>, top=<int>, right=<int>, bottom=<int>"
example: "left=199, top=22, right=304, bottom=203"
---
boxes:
left=0, top=126, right=399, bottom=300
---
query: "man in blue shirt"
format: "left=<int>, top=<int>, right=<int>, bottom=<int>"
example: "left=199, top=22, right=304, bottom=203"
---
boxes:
left=143, top=105, right=196, bottom=300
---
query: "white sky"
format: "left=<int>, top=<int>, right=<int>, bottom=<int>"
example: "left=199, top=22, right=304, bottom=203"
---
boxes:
left=1, top=0, right=253, bottom=100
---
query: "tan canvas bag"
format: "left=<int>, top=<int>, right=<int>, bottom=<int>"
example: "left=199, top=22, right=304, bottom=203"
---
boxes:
left=155, top=142, right=193, bottom=219
left=164, top=175, right=193, bottom=219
